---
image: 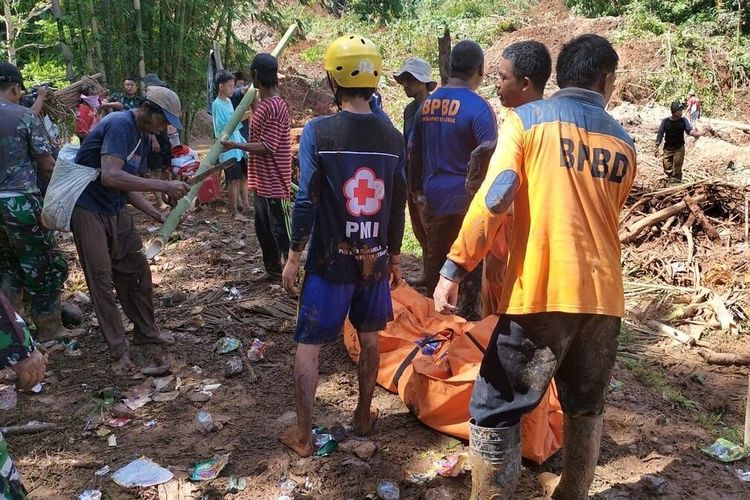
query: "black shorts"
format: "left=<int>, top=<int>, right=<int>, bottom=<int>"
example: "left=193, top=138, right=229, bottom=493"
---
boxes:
left=224, top=157, right=248, bottom=184
left=469, top=312, right=620, bottom=428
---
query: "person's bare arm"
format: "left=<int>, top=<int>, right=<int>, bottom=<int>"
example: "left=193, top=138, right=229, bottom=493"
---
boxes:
left=222, top=140, right=269, bottom=154
left=29, top=86, right=48, bottom=116
left=101, top=154, right=189, bottom=199
left=126, top=192, right=166, bottom=222
left=102, top=100, right=124, bottom=111
left=34, top=154, right=55, bottom=181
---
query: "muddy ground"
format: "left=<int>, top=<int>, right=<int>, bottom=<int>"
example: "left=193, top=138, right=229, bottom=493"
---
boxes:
left=1, top=189, right=748, bottom=499
left=3, top=0, right=750, bottom=497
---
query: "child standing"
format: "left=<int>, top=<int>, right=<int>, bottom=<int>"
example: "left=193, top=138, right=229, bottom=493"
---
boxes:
left=212, top=70, right=249, bottom=221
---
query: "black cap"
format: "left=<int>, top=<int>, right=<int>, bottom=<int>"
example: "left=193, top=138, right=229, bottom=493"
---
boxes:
left=250, top=53, right=278, bottom=72
left=0, top=62, right=25, bottom=90
left=671, top=101, right=685, bottom=113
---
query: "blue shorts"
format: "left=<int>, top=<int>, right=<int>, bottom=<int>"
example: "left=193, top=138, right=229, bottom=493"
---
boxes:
left=294, top=273, right=393, bottom=344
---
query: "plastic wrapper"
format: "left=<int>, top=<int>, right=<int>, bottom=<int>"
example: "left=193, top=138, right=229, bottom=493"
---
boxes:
left=191, top=453, right=230, bottom=481
left=702, top=438, right=750, bottom=462
left=111, top=457, right=173, bottom=488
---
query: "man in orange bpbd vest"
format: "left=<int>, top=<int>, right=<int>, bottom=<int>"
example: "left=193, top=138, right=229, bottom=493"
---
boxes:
left=434, top=35, right=636, bottom=499
left=465, top=40, right=551, bottom=317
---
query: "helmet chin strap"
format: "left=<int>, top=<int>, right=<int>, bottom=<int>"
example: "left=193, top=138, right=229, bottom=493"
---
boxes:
left=326, top=73, right=343, bottom=111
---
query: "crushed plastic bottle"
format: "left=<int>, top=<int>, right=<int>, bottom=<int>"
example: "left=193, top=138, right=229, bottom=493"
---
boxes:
left=225, top=357, right=243, bottom=377
left=377, top=479, right=400, bottom=500
left=194, top=410, right=218, bottom=433
left=0, top=385, right=17, bottom=410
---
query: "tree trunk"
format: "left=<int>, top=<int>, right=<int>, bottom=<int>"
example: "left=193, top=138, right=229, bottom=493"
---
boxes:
left=73, top=0, right=95, bottom=74
left=87, top=0, right=107, bottom=84
left=438, top=26, right=451, bottom=85
left=3, top=0, right=16, bottom=64
left=224, top=2, right=233, bottom=63
left=52, top=0, right=75, bottom=82
left=133, top=0, right=147, bottom=94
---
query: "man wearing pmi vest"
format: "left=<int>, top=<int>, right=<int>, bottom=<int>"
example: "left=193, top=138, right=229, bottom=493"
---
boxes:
left=409, top=40, right=497, bottom=320
left=434, top=34, right=636, bottom=499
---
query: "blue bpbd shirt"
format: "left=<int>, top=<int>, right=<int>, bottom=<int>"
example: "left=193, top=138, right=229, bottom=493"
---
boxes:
left=291, top=111, right=407, bottom=284
left=75, top=110, right=148, bottom=215
left=411, top=87, right=497, bottom=215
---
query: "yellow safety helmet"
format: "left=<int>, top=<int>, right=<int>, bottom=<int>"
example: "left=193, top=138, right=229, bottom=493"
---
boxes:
left=323, top=35, right=382, bottom=88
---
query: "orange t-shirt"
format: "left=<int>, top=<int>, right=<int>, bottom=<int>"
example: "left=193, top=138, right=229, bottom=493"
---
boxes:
left=448, top=88, right=636, bottom=317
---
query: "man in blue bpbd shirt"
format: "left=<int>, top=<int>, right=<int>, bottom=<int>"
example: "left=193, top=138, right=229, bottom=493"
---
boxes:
left=410, top=40, right=497, bottom=319
left=281, top=35, right=407, bottom=458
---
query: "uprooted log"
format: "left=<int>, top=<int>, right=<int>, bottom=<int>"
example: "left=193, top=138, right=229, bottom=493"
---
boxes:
left=698, top=349, right=750, bottom=366
left=620, top=194, right=707, bottom=243
left=684, top=195, right=720, bottom=240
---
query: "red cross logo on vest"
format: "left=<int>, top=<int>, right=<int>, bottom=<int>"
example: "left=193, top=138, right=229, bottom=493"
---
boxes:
left=343, top=167, right=385, bottom=216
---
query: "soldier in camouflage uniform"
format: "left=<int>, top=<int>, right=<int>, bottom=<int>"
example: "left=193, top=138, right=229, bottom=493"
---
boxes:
left=0, top=289, right=46, bottom=500
left=0, top=62, right=78, bottom=341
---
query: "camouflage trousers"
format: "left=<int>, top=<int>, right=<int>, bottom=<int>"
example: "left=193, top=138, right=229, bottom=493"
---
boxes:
left=0, top=194, right=68, bottom=317
left=0, top=434, right=26, bottom=500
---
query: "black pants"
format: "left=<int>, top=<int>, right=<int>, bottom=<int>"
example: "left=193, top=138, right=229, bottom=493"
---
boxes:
left=422, top=212, right=482, bottom=320
left=470, top=312, right=620, bottom=428
left=253, top=194, right=290, bottom=276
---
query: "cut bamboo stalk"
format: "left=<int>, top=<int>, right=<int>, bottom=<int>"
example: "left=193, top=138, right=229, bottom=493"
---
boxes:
left=642, top=319, right=696, bottom=346
left=144, top=22, right=299, bottom=260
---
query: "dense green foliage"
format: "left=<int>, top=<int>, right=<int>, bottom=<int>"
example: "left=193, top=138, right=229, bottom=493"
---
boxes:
left=565, top=0, right=748, bottom=32
left=3, top=0, right=259, bottom=139
left=570, top=0, right=749, bottom=116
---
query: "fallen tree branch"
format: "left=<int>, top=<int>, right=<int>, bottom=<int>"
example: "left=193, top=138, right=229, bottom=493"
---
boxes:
left=620, top=194, right=707, bottom=243
left=0, top=422, right=57, bottom=436
left=684, top=195, right=719, bottom=239
left=699, top=349, right=750, bottom=366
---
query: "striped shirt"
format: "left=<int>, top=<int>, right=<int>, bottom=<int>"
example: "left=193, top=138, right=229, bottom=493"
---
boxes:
left=248, top=96, right=292, bottom=199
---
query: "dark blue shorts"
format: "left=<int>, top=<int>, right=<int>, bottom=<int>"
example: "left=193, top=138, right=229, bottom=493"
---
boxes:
left=294, top=273, right=393, bottom=344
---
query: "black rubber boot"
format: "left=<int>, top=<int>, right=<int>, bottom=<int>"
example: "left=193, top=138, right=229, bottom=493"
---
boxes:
left=468, top=419, right=521, bottom=500
left=552, top=414, right=604, bottom=500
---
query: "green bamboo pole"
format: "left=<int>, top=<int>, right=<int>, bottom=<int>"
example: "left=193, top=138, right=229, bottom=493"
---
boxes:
left=144, top=22, right=299, bottom=259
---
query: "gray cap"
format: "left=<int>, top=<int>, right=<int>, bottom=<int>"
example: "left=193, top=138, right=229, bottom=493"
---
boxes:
left=394, top=58, right=437, bottom=91
left=144, top=73, right=167, bottom=87
left=146, top=86, right=182, bottom=130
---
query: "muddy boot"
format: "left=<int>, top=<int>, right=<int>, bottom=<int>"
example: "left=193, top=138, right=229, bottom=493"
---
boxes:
left=552, top=414, right=604, bottom=500
left=468, top=419, right=521, bottom=500
left=1, top=278, right=23, bottom=315
left=32, top=304, right=84, bottom=342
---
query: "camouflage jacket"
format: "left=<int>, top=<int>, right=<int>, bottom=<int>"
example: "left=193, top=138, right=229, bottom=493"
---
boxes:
left=0, top=98, right=52, bottom=195
left=0, top=292, right=34, bottom=369
left=110, top=93, right=143, bottom=111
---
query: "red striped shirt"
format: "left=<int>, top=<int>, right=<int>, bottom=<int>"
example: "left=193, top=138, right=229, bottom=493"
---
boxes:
left=248, top=96, right=292, bottom=199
